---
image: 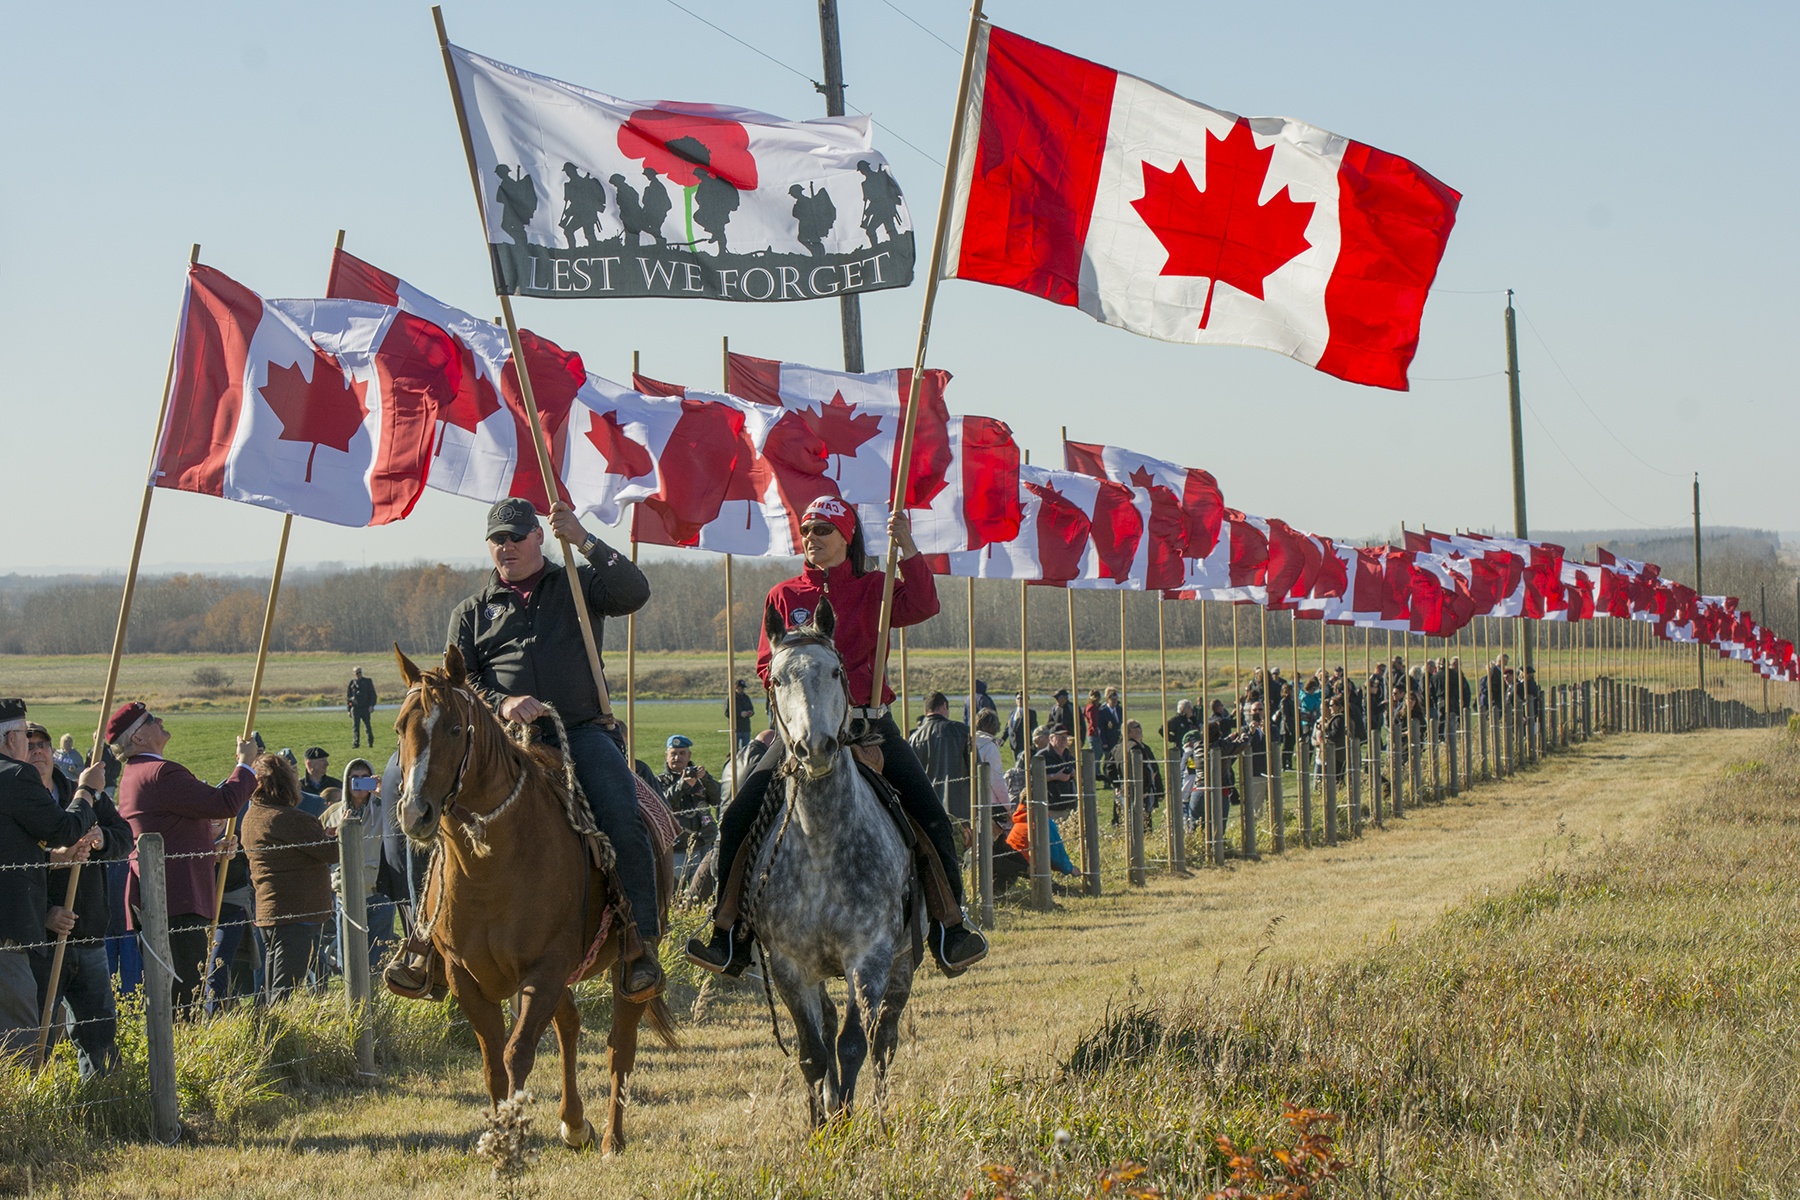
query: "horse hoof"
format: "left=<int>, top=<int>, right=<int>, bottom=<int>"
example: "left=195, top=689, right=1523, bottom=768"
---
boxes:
left=560, top=1118, right=596, bottom=1150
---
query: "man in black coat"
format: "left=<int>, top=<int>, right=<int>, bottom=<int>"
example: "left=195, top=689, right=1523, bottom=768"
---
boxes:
left=0, top=700, right=100, bottom=1058
left=26, top=723, right=130, bottom=1073
left=346, top=668, right=377, bottom=750
left=1005, top=693, right=1038, bottom=764
left=444, top=496, right=660, bottom=1001
left=908, top=692, right=971, bottom=823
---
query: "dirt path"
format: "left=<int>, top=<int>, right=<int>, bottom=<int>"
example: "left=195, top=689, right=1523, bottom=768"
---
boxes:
left=74, top=730, right=1760, bottom=1198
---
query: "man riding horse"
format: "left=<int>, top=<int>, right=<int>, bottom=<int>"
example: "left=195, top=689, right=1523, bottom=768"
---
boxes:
left=686, top=496, right=990, bottom=979
left=386, top=496, right=664, bottom=1004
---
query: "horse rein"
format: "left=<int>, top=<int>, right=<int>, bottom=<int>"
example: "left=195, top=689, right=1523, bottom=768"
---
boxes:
left=402, top=681, right=527, bottom=845
left=766, top=630, right=856, bottom=772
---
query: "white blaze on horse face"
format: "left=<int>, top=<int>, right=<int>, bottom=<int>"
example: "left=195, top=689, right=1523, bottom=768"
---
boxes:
left=405, top=702, right=440, bottom=807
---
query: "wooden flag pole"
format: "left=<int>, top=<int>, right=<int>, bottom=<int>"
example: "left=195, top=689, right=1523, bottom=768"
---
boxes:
left=627, top=351, right=641, bottom=766
left=967, top=575, right=980, bottom=884
left=865, top=0, right=985, bottom=708
left=722, top=339, right=739, bottom=800
left=36, top=242, right=199, bottom=1070
left=433, top=6, right=612, bottom=719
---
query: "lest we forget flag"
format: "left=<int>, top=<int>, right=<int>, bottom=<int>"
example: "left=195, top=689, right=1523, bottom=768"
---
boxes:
left=942, top=25, right=1461, bottom=390
left=153, top=264, right=456, bottom=526
left=448, top=45, right=915, bottom=302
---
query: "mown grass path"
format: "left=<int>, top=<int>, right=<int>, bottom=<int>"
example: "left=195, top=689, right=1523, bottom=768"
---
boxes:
left=63, top=730, right=1760, bottom=1198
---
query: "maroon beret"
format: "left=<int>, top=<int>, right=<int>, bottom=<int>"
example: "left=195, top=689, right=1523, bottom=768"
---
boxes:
left=106, top=701, right=149, bottom=745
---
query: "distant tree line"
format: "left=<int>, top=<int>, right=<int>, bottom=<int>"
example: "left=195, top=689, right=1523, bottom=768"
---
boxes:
left=1, top=546, right=1794, bottom=658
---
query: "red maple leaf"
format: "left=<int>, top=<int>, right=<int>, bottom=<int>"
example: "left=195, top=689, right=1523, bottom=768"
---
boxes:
left=259, top=349, right=369, bottom=482
left=799, top=392, right=883, bottom=476
left=1129, top=118, right=1315, bottom=330
left=441, top=347, right=502, bottom=435
left=584, top=410, right=655, bottom=479
left=1127, top=464, right=1158, bottom=490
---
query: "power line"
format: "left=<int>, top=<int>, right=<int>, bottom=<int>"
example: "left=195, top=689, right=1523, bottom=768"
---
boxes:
left=1429, top=287, right=1510, bottom=295
left=1519, top=310, right=1684, bottom=480
left=658, top=0, right=943, bottom=167
left=879, top=0, right=962, bottom=53
left=1412, top=370, right=1505, bottom=382
left=1518, top=394, right=1659, bottom=528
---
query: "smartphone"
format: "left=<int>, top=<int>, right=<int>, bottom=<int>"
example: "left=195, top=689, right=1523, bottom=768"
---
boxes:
left=350, top=775, right=380, bottom=794
left=252, top=730, right=266, bottom=750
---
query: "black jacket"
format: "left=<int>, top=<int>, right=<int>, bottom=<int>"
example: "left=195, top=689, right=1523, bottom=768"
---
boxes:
left=0, top=755, right=96, bottom=946
left=448, top=541, right=650, bottom=730
left=347, top=676, right=377, bottom=711
left=907, top=712, right=971, bottom=821
left=45, top=773, right=132, bottom=940
left=1005, top=706, right=1038, bottom=758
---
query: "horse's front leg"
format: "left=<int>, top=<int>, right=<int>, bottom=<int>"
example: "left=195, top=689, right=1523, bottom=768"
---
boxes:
left=603, top=961, right=646, bottom=1155
left=505, top=979, right=566, bottom=1100
left=836, top=957, right=886, bottom=1115
left=769, top=956, right=835, bottom=1128
left=870, top=939, right=916, bottom=1085
left=449, top=962, right=510, bottom=1107
left=552, top=992, right=594, bottom=1150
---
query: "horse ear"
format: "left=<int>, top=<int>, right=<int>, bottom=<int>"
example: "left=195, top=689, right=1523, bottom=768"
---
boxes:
left=444, top=643, right=466, bottom=683
left=814, top=597, right=836, bottom=638
left=395, top=644, right=422, bottom=687
left=764, top=600, right=786, bottom=646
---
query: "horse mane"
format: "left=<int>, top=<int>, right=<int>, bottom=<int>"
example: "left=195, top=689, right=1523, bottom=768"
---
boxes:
left=417, top=665, right=601, bottom=844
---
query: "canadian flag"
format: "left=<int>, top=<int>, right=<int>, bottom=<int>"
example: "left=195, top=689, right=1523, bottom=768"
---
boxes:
left=562, top=375, right=765, bottom=543
left=629, top=371, right=795, bottom=555
left=1062, top=440, right=1225, bottom=562
left=154, top=264, right=453, bottom=526
left=909, top=414, right=1024, bottom=553
left=328, top=249, right=581, bottom=511
left=933, top=463, right=1144, bottom=585
left=1182, top=510, right=1270, bottom=604
left=943, top=25, right=1461, bottom=390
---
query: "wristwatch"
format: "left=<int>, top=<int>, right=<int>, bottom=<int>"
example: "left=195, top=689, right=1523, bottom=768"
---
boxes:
left=579, top=534, right=598, bottom=556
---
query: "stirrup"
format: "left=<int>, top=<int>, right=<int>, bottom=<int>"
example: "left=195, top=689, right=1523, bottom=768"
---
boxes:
left=685, top=925, right=754, bottom=978
left=620, top=946, right=665, bottom=1004
left=383, top=939, right=446, bottom=1001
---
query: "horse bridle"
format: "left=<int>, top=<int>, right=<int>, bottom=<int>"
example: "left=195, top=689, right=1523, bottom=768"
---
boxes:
left=402, top=681, right=502, bottom=833
left=766, top=630, right=856, bottom=768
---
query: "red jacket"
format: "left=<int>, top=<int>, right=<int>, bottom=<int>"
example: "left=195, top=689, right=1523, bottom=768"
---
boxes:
left=117, top=755, right=255, bottom=925
left=756, top=555, right=939, bottom=707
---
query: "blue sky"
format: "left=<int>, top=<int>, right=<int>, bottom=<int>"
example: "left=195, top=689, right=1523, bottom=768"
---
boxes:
left=2, top=0, right=1793, bottom=574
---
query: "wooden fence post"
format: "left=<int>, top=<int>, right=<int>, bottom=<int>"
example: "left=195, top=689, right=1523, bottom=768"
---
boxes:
left=338, top=817, right=375, bottom=1080
left=1167, top=740, right=1187, bottom=874
left=1027, top=752, right=1053, bottom=912
left=1077, top=744, right=1101, bottom=897
left=1446, top=710, right=1460, bottom=798
left=1126, top=745, right=1146, bottom=886
left=975, top=759, right=995, bottom=929
left=1348, top=735, right=1363, bottom=837
left=137, top=834, right=181, bottom=1144
left=1206, top=746, right=1224, bottom=866
left=1238, top=746, right=1257, bottom=860
left=1297, top=735, right=1313, bottom=849
left=1322, top=742, right=1338, bottom=846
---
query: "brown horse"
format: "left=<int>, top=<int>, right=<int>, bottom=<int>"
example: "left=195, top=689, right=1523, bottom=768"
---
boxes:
left=392, top=646, right=676, bottom=1153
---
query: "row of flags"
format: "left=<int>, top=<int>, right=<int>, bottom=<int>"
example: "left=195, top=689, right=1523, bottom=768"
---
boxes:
left=138, top=19, right=1789, bottom=683
left=147, top=251, right=1798, bottom=685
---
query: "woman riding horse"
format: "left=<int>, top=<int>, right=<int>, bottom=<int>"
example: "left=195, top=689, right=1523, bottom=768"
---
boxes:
left=686, top=496, right=989, bottom=978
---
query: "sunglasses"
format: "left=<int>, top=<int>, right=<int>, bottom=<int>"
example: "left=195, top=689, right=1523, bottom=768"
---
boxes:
left=489, top=530, right=532, bottom=544
left=801, top=523, right=842, bottom=538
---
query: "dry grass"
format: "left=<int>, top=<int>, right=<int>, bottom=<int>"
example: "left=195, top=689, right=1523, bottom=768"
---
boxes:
left=20, top=727, right=1792, bottom=1197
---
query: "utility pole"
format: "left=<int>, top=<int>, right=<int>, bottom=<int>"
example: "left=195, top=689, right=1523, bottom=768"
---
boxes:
left=1504, top=291, right=1535, bottom=683
left=1693, top=474, right=1704, bottom=693
left=816, top=0, right=865, bottom=373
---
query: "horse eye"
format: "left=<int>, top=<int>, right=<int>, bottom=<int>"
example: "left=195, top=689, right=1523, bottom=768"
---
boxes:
left=831, top=668, right=841, bottom=679
left=450, top=725, right=463, bottom=736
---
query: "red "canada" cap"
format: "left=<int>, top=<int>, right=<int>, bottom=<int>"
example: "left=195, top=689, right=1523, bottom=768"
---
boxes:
left=799, top=495, right=855, bottom=541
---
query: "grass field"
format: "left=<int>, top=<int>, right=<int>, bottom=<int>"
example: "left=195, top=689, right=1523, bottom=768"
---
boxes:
left=10, top=723, right=1792, bottom=1197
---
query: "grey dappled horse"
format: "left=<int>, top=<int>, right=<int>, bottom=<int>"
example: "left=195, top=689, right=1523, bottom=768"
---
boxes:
left=749, top=598, right=918, bottom=1125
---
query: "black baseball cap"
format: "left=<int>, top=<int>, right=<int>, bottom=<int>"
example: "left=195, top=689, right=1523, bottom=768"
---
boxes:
left=487, top=497, right=540, bottom=539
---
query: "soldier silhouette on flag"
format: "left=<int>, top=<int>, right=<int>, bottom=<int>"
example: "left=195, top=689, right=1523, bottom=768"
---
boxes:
left=693, top=166, right=740, bottom=254
left=493, top=164, right=541, bottom=288
left=559, top=162, right=607, bottom=248
left=789, top=183, right=837, bottom=257
left=640, top=168, right=672, bottom=244
left=857, top=160, right=904, bottom=248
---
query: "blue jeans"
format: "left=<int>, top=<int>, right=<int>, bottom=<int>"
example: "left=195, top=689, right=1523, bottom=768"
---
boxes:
left=564, top=722, right=660, bottom=940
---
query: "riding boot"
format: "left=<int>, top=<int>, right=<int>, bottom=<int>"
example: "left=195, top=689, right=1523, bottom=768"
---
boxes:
left=620, top=936, right=665, bottom=1004
left=683, top=828, right=759, bottom=977
left=907, top=816, right=989, bottom=977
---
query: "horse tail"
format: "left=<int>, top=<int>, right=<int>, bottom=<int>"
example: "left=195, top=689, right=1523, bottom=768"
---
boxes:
left=645, top=994, right=679, bottom=1049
